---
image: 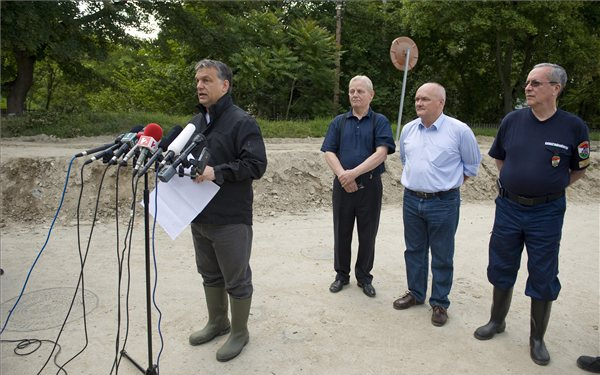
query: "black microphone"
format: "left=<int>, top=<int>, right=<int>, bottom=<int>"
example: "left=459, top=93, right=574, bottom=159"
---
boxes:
left=137, top=125, right=183, bottom=176
left=74, top=134, right=125, bottom=157
left=157, top=133, right=206, bottom=183
left=83, top=125, right=144, bottom=165
left=108, top=126, right=145, bottom=165
left=83, top=143, right=121, bottom=165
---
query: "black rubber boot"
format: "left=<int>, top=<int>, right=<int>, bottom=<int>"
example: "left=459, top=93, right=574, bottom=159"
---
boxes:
left=189, top=286, right=231, bottom=345
left=474, top=287, right=513, bottom=340
left=577, top=356, right=600, bottom=373
left=530, top=298, right=552, bottom=366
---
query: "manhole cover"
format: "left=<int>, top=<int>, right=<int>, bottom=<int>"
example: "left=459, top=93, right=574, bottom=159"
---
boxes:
left=1, top=287, right=99, bottom=332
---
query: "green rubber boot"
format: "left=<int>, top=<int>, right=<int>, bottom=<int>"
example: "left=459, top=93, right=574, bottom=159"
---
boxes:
left=189, top=286, right=230, bottom=346
left=216, top=296, right=251, bottom=362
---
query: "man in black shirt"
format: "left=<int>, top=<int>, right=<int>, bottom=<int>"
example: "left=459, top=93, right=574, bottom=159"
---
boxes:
left=187, top=59, right=267, bottom=362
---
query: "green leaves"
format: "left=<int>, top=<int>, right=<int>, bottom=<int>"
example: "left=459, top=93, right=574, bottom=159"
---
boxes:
left=3, top=0, right=598, bottom=128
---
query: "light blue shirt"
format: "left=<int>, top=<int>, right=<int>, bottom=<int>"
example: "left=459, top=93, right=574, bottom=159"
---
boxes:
left=399, top=113, right=481, bottom=192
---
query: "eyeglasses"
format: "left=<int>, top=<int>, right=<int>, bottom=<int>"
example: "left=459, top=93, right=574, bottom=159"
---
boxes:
left=523, top=80, right=558, bottom=88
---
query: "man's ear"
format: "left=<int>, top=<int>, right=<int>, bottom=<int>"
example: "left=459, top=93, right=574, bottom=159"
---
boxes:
left=554, top=84, right=562, bottom=96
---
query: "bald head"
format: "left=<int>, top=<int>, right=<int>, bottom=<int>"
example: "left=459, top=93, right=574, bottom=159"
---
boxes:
left=415, top=82, right=446, bottom=127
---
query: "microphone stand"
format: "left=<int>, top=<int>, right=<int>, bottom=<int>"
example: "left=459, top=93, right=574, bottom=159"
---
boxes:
left=121, top=171, right=158, bottom=375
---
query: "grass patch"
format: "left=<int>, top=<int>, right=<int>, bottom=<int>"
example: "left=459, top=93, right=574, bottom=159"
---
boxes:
left=1, top=111, right=598, bottom=141
left=1, top=111, right=190, bottom=138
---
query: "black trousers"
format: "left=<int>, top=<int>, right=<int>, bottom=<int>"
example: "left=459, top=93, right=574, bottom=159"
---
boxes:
left=331, top=173, right=383, bottom=284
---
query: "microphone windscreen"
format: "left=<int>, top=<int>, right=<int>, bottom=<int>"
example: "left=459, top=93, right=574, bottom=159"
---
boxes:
left=144, top=123, right=163, bottom=141
left=158, top=126, right=183, bottom=151
left=168, top=123, right=197, bottom=155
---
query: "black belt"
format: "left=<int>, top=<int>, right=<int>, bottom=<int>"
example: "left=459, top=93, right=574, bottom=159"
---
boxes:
left=405, top=188, right=459, bottom=199
left=499, top=188, right=565, bottom=206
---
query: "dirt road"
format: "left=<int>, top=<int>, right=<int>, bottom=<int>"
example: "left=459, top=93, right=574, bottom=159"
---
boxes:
left=0, top=136, right=599, bottom=375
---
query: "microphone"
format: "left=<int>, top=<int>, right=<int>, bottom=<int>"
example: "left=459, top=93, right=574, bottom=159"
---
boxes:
left=83, top=143, right=121, bottom=165
left=157, top=133, right=206, bottom=183
left=132, top=123, right=164, bottom=174
left=136, top=125, right=183, bottom=176
left=83, top=125, right=143, bottom=165
left=158, top=123, right=197, bottom=168
left=122, top=123, right=163, bottom=164
left=74, top=134, right=126, bottom=157
left=111, top=123, right=162, bottom=165
left=108, top=131, right=142, bottom=165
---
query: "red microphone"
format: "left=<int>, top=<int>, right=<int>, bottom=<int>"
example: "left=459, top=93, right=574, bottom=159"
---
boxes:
left=133, top=123, right=164, bottom=174
left=121, top=123, right=163, bottom=164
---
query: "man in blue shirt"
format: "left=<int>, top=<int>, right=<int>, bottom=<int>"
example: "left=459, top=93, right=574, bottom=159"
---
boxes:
left=474, top=63, right=589, bottom=366
left=321, top=75, right=396, bottom=298
left=393, top=82, right=481, bottom=327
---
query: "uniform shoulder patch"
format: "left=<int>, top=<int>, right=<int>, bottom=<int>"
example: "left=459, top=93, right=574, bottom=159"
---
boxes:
left=578, top=141, right=590, bottom=159
left=579, top=158, right=590, bottom=168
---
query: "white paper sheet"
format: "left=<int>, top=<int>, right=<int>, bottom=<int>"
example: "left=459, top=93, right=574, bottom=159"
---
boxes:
left=145, top=177, right=219, bottom=240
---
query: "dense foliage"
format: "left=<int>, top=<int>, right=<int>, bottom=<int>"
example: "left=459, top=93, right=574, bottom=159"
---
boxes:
left=2, top=0, right=599, bottom=128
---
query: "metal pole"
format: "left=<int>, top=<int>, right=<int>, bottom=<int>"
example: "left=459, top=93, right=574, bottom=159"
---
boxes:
left=333, top=1, right=343, bottom=113
left=395, top=47, right=411, bottom=142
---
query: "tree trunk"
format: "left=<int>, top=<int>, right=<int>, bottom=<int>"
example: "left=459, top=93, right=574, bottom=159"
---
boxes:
left=45, top=64, right=57, bottom=110
left=6, top=50, right=36, bottom=115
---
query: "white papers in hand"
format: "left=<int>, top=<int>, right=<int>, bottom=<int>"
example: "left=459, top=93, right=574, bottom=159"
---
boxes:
left=146, top=177, right=219, bottom=240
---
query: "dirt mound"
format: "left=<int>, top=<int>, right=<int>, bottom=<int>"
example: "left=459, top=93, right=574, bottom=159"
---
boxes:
left=1, top=136, right=598, bottom=224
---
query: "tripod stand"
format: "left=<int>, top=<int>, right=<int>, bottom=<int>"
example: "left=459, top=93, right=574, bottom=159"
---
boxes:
left=121, top=172, right=158, bottom=375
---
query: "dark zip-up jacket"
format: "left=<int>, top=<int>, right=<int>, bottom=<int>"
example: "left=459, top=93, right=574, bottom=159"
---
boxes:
left=190, top=93, right=267, bottom=225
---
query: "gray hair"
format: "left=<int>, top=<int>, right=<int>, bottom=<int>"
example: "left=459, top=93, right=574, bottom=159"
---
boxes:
left=194, top=59, right=233, bottom=93
left=349, top=75, right=374, bottom=92
left=533, top=63, right=567, bottom=93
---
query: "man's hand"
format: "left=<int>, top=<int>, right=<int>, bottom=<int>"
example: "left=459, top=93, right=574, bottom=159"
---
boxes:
left=338, top=169, right=359, bottom=192
left=194, top=165, right=215, bottom=183
left=342, top=180, right=360, bottom=193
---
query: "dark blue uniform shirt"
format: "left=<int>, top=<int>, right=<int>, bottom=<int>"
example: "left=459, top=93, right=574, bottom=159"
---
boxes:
left=489, top=108, right=590, bottom=197
left=320, top=108, right=396, bottom=176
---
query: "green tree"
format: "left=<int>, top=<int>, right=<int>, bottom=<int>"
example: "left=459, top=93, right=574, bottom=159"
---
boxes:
left=1, top=0, right=152, bottom=114
left=154, top=1, right=336, bottom=120
left=399, top=0, right=600, bottom=124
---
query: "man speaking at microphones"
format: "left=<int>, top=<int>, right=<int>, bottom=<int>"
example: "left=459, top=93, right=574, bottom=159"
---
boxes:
left=185, top=59, right=267, bottom=362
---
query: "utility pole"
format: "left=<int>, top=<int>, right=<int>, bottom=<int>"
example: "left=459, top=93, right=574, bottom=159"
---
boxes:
left=333, top=0, right=343, bottom=113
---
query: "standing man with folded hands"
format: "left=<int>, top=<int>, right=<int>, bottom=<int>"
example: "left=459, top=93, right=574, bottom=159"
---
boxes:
left=321, top=75, right=395, bottom=298
left=393, top=82, right=481, bottom=327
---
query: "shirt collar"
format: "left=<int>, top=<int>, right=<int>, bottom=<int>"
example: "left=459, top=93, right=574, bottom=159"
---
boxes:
left=196, top=93, right=233, bottom=122
left=347, top=107, right=373, bottom=120
left=419, top=113, right=445, bottom=130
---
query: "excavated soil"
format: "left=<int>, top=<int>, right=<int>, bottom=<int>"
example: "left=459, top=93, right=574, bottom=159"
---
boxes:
left=1, top=135, right=598, bottom=225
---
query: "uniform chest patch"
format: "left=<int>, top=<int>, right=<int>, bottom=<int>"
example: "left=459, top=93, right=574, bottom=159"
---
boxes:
left=545, top=141, right=568, bottom=150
